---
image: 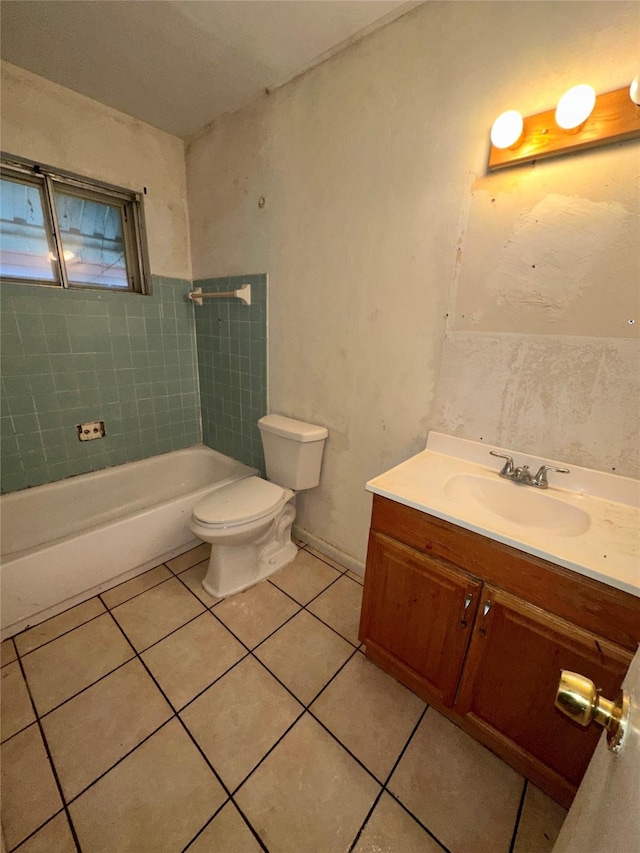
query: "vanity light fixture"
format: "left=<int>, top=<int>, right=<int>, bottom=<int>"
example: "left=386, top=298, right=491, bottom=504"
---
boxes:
left=490, top=110, right=525, bottom=149
left=555, top=84, right=596, bottom=132
left=488, top=79, right=640, bottom=170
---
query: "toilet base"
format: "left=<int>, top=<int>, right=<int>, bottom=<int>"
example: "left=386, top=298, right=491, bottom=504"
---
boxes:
left=200, top=501, right=298, bottom=599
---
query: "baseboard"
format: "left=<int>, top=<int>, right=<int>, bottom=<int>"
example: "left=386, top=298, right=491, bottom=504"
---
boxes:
left=293, top=525, right=365, bottom=578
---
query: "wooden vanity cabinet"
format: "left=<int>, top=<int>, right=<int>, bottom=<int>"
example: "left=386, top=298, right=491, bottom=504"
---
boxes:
left=359, top=495, right=640, bottom=808
left=363, top=531, right=481, bottom=707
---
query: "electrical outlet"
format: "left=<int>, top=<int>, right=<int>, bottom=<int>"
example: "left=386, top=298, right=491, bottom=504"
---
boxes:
left=77, top=421, right=106, bottom=441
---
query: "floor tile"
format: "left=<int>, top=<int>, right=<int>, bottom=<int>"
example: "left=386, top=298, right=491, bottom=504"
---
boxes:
left=305, top=545, right=348, bottom=573
left=214, top=580, right=300, bottom=649
left=311, top=652, right=425, bottom=781
left=0, top=723, right=63, bottom=850
left=388, top=709, right=524, bottom=853
left=69, top=718, right=226, bottom=853
left=353, top=791, right=443, bottom=852
left=181, top=656, right=302, bottom=791
left=236, top=713, right=380, bottom=853
left=15, top=597, right=106, bottom=656
left=307, top=573, right=363, bottom=645
left=270, top=548, right=341, bottom=604
left=42, top=659, right=173, bottom=800
left=1, top=637, right=17, bottom=666
left=1, top=660, right=36, bottom=742
left=101, top=564, right=172, bottom=609
left=111, top=577, right=205, bottom=652
left=10, top=812, right=76, bottom=853
left=255, top=610, right=354, bottom=705
left=166, top=543, right=211, bottom=574
left=179, top=560, right=221, bottom=606
left=346, top=569, right=365, bottom=585
left=21, top=614, right=134, bottom=715
left=186, top=801, right=263, bottom=852
left=513, top=783, right=567, bottom=852
left=142, top=612, right=246, bottom=710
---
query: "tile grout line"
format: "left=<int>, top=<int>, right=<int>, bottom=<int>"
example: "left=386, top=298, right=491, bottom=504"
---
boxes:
left=1, top=638, right=17, bottom=667
left=8, top=809, right=67, bottom=853
left=6, top=544, right=363, bottom=852
left=383, top=788, right=454, bottom=853
left=180, top=799, right=270, bottom=853
left=13, top=654, right=83, bottom=853
left=508, top=779, right=529, bottom=853
left=204, top=644, right=363, bottom=801
left=100, top=605, right=270, bottom=852
left=7, top=566, right=355, bottom=744
left=347, top=704, right=446, bottom=853
left=230, top=647, right=365, bottom=796
left=263, top=570, right=363, bottom=649
left=12, top=609, right=108, bottom=660
left=7, top=547, right=208, bottom=661
left=60, top=717, right=175, bottom=807
left=377, top=705, right=453, bottom=853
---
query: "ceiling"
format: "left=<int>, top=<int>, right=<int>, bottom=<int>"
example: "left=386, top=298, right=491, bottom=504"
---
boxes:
left=1, top=0, right=419, bottom=139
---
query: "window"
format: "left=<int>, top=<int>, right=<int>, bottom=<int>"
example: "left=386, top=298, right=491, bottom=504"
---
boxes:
left=0, top=155, right=150, bottom=293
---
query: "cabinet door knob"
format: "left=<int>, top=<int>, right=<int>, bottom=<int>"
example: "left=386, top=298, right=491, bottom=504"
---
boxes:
left=460, top=593, right=473, bottom=626
left=555, top=670, right=630, bottom=753
left=478, top=600, right=492, bottom=635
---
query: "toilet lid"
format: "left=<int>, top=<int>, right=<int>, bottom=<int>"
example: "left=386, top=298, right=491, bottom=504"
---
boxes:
left=193, top=477, right=286, bottom=527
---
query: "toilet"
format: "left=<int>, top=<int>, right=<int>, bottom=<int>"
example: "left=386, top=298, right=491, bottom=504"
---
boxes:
left=190, top=414, right=328, bottom=598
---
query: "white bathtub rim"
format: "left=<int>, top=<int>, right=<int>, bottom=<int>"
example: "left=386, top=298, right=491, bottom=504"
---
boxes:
left=1, top=450, right=258, bottom=638
left=1, top=443, right=257, bottom=558
left=2, top=467, right=256, bottom=563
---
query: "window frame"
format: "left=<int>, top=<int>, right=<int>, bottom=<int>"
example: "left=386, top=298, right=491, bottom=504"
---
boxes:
left=0, top=153, right=151, bottom=295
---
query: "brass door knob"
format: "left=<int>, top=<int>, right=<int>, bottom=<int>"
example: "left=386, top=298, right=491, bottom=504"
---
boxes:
left=555, top=670, right=629, bottom=753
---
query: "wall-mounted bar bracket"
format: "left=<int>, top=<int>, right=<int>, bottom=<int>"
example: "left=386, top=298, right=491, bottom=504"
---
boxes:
left=188, top=283, right=251, bottom=306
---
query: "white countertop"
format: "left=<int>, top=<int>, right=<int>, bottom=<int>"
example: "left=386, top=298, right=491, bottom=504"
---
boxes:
left=366, top=433, right=640, bottom=598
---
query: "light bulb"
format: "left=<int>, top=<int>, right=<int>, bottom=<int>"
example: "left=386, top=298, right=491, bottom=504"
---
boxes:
left=48, top=250, right=75, bottom=262
left=490, top=110, right=524, bottom=149
left=555, top=84, right=596, bottom=132
left=630, top=75, right=640, bottom=106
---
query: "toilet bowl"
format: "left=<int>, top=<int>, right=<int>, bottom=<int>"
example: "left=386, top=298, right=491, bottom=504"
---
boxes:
left=190, top=414, right=328, bottom=599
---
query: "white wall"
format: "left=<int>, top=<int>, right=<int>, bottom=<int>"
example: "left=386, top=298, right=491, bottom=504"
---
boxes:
left=186, top=1, right=639, bottom=569
left=1, top=62, right=191, bottom=280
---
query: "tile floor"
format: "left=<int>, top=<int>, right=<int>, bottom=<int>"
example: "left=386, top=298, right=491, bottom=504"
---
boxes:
left=1, top=542, right=567, bottom=852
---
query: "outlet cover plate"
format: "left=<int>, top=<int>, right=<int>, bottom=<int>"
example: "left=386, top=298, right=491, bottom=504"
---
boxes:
left=77, top=421, right=106, bottom=441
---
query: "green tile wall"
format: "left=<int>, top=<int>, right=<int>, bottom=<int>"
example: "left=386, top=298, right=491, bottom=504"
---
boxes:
left=194, top=274, right=267, bottom=471
left=1, top=276, right=200, bottom=493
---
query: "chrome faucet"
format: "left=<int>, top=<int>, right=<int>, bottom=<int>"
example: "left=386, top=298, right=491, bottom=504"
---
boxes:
left=490, top=451, right=569, bottom=489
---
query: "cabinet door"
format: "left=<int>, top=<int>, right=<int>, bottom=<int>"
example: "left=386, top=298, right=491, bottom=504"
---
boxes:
left=455, top=585, right=632, bottom=802
left=359, top=532, right=482, bottom=707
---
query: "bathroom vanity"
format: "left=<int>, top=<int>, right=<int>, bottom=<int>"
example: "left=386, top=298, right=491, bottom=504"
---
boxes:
left=359, top=434, right=640, bottom=808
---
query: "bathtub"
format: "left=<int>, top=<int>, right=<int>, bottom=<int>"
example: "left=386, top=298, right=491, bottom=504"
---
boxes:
left=0, top=446, right=256, bottom=639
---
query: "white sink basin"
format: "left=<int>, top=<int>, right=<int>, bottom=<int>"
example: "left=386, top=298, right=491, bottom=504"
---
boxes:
left=444, top=473, right=591, bottom=537
left=367, top=433, right=639, bottom=595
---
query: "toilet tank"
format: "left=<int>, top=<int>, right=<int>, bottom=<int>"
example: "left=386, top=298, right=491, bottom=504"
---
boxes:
left=258, top=415, right=328, bottom=490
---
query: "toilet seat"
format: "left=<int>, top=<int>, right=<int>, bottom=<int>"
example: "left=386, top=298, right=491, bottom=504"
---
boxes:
left=193, top=476, right=287, bottom=528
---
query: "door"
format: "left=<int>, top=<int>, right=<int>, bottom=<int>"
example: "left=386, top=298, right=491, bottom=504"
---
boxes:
left=359, top=531, right=481, bottom=706
left=455, top=585, right=632, bottom=805
left=552, top=644, right=640, bottom=852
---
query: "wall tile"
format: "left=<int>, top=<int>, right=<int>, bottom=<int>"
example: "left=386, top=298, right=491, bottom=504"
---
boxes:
left=194, top=274, right=267, bottom=471
left=1, top=277, right=201, bottom=493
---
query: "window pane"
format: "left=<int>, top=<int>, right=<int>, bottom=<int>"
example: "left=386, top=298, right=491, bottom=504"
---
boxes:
left=0, top=176, right=57, bottom=281
left=53, top=189, right=129, bottom=289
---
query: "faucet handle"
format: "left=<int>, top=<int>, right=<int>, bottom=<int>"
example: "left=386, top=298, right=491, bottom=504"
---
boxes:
left=533, top=465, right=570, bottom=488
left=490, top=451, right=514, bottom=475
